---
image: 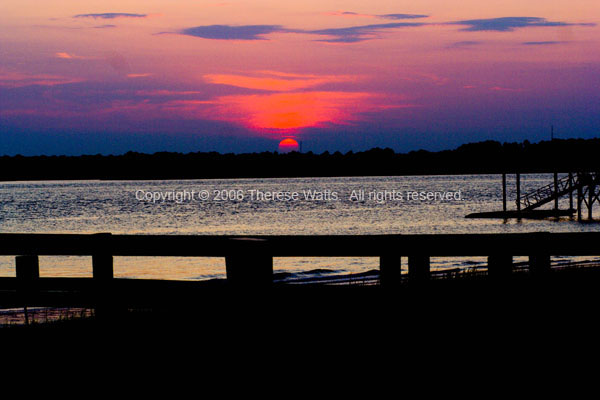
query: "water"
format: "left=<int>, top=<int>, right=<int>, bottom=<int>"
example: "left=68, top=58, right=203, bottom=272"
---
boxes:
left=1, top=174, right=599, bottom=280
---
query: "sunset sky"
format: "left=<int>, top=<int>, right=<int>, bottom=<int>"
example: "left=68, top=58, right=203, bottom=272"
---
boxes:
left=0, top=0, right=598, bottom=155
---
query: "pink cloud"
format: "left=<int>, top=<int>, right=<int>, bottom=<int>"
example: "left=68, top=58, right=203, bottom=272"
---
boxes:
left=0, top=70, right=84, bottom=88
left=324, top=11, right=376, bottom=19
left=127, top=73, right=153, bottom=78
left=490, top=86, right=524, bottom=92
left=54, top=52, right=94, bottom=60
left=203, top=71, right=357, bottom=92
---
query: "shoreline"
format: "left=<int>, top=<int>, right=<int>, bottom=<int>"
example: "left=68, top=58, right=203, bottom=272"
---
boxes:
left=3, top=258, right=600, bottom=328
left=2, top=138, right=600, bottom=181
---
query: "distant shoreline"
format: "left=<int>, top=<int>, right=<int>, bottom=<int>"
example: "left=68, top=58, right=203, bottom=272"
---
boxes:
left=1, top=138, right=599, bottom=181
left=0, top=172, right=533, bottom=184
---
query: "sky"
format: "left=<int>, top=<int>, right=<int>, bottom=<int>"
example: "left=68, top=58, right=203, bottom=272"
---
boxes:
left=0, top=0, right=599, bottom=155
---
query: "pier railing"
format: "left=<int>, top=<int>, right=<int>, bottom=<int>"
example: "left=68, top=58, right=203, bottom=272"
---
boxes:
left=519, top=173, right=575, bottom=210
left=1, top=232, right=600, bottom=289
left=517, top=171, right=600, bottom=214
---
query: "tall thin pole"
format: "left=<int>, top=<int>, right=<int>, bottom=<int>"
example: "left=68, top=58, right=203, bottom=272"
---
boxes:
left=554, top=172, right=559, bottom=210
left=589, top=182, right=594, bottom=220
left=502, top=173, right=507, bottom=212
left=569, top=172, right=573, bottom=210
left=577, top=174, right=583, bottom=221
left=516, top=173, right=521, bottom=212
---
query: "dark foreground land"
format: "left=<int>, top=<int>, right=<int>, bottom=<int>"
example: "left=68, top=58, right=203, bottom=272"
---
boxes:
left=2, top=138, right=600, bottom=181
left=4, top=273, right=594, bottom=376
left=2, top=232, right=600, bottom=341
left=2, top=265, right=599, bottom=339
left=3, top=233, right=600, bottom=364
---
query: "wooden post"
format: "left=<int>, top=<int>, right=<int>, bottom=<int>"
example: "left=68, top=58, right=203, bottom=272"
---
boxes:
left=16, top=255, right=39, bottom=325
left=589, top=182, right=594, bottom=220
left=380, top=255, right=401, bottom=287
left=569, top=172, right=574, bottom=210
left=226, top=238, right=273, bottom=287
left=92, top=254, right=114, bottom=318
left=577, top=174, right=583, bottom=221
left=554, top=172, right=559, bottom=210
left=487, top=254, right=513, bottom=280
left=502, top=173, right=507, bottom=212
left=529, top=254, right=551, bottom=277
left=91, top=233, right=114, bottom=318
left=408, top=255, right=430, bottom=282
left=16, top=255, right=40, bottom=282
left=92, top=254, right=113, bottom=281
left=92, top=233, right=113, bottom=281
left=225, top=255, right=273, bottom=286
left=516, top=173, right=521, bottom=212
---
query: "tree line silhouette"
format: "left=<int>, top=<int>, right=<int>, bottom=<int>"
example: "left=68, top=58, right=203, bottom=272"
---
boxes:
left=1, top=138, right=599, bottom=181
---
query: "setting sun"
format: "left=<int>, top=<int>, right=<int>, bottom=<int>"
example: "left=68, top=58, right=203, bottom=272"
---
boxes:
left=278, top=138, right=300, bottom=153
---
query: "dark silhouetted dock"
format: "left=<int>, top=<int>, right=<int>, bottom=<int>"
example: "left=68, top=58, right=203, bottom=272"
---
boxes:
left=467, top=171, right=600, bottom=220
left=2, top=232, right=600, bottom=319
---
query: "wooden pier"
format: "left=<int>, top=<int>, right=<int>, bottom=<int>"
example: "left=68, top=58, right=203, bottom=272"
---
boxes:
left=467, top=172, right=600, bottom=220
left=2, top=232, right=600, bottom=314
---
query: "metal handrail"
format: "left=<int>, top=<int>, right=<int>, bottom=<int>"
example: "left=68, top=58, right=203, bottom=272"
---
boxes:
left=519, top=173, right=599, bottom=211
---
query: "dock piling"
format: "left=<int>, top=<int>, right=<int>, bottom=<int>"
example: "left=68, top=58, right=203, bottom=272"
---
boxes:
left=379, top=255, right=401, bottom=287
left=529, top=254, right=551, bottom=277
left=569, top=172, right=574, bottom=210
left=516, top=173, right=521, bottom=213
left=554, top=172, right=559, bottom=210
left=92, top=255, right=114, bottom=317
left=92, top=254, right=114, bottom=281
left=487, top=254, right=513, bottom=279
left=408, top=255, right=430, bottom=282
left=16, top=255, right=40, bottom=282
left=16, top=255, right=39, bottom=325
left=226, top=238, right=273, bottom=287
left=589, top=181, right=595, bottom=220
left=502, top=173, right=507, bottom=212
left=91, top=233, right=115, bottom=318
left=577, top=174, right=583, bottom=221
left=225, top=255, right=273, bottom=286
left=92, top=233, right=114, bottom=281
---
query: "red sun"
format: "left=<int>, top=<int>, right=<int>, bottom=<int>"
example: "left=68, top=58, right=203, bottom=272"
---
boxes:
left=278, top=138, right=299, bottom=153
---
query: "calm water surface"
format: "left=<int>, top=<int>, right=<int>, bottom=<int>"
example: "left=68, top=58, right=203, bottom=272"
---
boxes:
left=1, top=174, right=598, bottom=280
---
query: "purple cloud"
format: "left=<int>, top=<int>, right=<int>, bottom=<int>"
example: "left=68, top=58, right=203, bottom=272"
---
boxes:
left=450, top=17, right=594, bottom=32
left=74, top=13, right=147, bottom=19
left=522, top=41, right=562, bottom=45
left=178, top=25, right=288, bottom=40
left=447, top=40, right=482, bottom=48
left=309, top=22, right=425, bottom=43
left=378, top=14, right=429, bottom=20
